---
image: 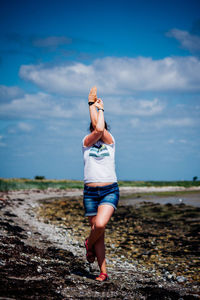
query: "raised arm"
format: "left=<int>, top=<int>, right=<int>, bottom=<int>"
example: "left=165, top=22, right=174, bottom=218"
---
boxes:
left=84, top=99, right=105, bottom=147
left=95, top=99, right=114, bottom=145
left=84, top=88, right=114, bottom=147
left=88, top=86, right=98, bottom=129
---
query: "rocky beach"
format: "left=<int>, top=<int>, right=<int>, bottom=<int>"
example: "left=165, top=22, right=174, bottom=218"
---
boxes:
left=0, top=186, right=200, bottom=299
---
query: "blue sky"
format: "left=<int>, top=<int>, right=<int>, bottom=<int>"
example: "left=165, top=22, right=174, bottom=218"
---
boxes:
left=0, top=0, right=200, bottom=180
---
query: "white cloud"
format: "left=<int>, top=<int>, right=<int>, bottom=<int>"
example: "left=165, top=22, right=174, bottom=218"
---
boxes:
left=168, top=139, right=175, bottom=144
left=130, top=117, right=197, bottom=131
left=133, top=98, right=164, bottom=116
left=130, top=118, right=140, bottom=128
left=179, top=139, right=187, bottom=144
left=0, top=85, right=24, bottom=102
left=155, top=117, right=195, bottom=128
left=0, top=135, right=6, bottom=147
left=106, top=97, right=164, bottom=116
left=0, top=92, right=72, bottom=120
left=167, top=29, right=200, bottom=52
left=0, top=142, right=6, bottom=147
left=19, top=56, right=200, bottom=95
left=32, top=36, right=72, bottom=48
left=18, top=122, right=33, bottom=132
left=7, top=128, right=16, bottom=134
left=167, top=138, right=187, bottom=144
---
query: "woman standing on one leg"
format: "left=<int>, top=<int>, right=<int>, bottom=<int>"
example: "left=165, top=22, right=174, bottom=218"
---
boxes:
left=82, top=86, right=119, bottom=281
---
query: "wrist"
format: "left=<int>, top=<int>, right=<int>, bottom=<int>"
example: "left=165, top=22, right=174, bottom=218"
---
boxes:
left=88, top=96, right=96, bottom=103
left=98, top=108, right=104, bottom=112
left=88, top=102, right=95, bottom=106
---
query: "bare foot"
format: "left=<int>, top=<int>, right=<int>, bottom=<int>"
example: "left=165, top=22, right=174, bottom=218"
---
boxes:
left=88, top=86, right=97, bottom=103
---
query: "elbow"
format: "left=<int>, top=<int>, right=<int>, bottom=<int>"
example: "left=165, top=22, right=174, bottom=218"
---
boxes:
left=94, top=127, right=104, bottom=135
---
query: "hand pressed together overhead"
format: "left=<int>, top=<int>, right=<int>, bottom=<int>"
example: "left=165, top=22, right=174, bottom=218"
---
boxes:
left=88, top=86, right=97, bottom=103
left=95, top=98, right=104, bottom=110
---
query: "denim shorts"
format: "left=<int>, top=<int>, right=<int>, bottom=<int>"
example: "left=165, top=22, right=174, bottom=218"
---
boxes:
left=83, top=182, right=120, bottom=217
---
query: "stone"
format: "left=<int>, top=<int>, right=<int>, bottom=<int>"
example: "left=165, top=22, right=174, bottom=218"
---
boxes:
left=37, top=265, right=42, bottom=273
left=176, top=276, right=187, bottom=283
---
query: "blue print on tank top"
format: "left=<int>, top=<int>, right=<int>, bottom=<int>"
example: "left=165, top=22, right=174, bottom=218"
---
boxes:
left=89, top=144, right=110, bottom=157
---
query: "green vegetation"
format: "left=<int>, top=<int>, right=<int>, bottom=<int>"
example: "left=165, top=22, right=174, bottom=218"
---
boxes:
left=0, top=178, right=84, bottom=192
left=118, top=180, right=200, bottom=188
left=34, top=175, right=46, bottom=180
left=120, top=190, right=200, bottom=200
left=193, top=176, right=198, bottom=182
left=0, top=178, right=199, bottom=192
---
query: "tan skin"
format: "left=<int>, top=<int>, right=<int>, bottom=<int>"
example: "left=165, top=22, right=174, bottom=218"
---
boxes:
left=83, top=87, right=115, bottom=281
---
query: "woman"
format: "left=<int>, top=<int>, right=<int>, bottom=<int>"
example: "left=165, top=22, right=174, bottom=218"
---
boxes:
left=82, top=86, right=119, bottom=281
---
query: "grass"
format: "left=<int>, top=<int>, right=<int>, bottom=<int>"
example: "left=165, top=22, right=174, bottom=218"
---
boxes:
left=0, top=178, right=199, bottom=192
left=120, top=190, right=200, bottom=200
left=0, top=178, right=83, bottom=192
left=118, top=180, right=200, bottom=187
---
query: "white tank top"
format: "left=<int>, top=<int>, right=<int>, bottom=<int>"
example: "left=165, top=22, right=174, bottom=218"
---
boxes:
left=82, top=134, right=117, bottom=184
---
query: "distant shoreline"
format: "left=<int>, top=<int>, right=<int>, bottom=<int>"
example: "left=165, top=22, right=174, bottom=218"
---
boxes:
left=0, top=178, right=199, bottom=192
left=119, top=185, right=200, bottom=196
left=1, top=185, right=200, bottom=203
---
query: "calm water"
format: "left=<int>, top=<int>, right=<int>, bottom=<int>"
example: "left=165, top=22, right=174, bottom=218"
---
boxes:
left=120, top=192, right=200, bottom=207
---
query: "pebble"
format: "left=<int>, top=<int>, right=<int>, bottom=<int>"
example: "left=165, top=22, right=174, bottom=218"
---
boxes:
left=37, top=265, right=42, bottom=273
left=37, top=195, right=200, bottom=287
left=0, top=259, right=6, bottom=266
left=167, top=274, right=173, bottom=280
left=164, top=271, right=174, bottom=280
left=176, top=276, right=187, bottom=283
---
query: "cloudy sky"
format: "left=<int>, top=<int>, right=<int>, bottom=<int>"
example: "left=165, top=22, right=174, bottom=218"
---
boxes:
left=0, top=0, right=200, bottom=180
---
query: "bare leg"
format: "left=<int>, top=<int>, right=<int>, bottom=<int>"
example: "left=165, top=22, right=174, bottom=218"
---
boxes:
left=87, top=205, right=114, bottom=249
left=88, top=216, right=106, bottom=273
left=87, top=205, right=114, bottom=280
left=94, top=230, right=106, bottom=274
